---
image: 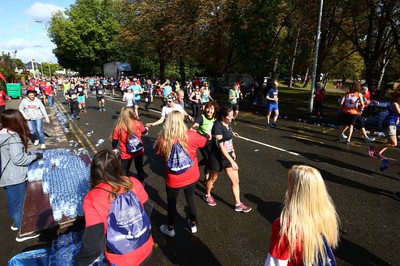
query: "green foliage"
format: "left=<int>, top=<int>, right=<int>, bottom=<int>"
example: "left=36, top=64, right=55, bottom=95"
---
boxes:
left=48, top=0, right=122, bottom=75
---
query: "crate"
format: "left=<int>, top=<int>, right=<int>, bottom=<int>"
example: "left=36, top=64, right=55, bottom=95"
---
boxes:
left=6, top=83, right=22, bottom=99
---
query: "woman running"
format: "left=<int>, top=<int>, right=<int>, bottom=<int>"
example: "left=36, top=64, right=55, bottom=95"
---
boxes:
left=191, top=101, right=218, bottom=183
left=203, top=105, right=252, bottom=212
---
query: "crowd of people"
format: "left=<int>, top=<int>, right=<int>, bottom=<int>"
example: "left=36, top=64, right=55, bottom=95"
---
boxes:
left=2, top=74, right=399, bottom=265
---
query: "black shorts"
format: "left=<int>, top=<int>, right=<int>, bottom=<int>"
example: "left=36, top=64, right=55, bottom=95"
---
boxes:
left=209, top=153, right=233, bottom=172
left=341, top=113, right=357, bottom=126
left=96, top=96, right=104, bottom=102
left=230, top=103, right=239, bottom=112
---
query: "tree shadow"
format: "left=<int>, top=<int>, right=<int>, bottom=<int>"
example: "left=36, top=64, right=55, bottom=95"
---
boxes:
left=244, top=193, right=282, bottom=224
left=335, top=237, right=391, bottom=266
left=277, top=160, right=400, bottom=202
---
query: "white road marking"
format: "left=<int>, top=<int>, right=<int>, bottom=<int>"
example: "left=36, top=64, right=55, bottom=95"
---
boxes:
left=238, top=135, right=300, bottom=156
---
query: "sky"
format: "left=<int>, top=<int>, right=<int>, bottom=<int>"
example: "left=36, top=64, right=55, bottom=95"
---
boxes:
left=0, top=0, right=75, bottom=64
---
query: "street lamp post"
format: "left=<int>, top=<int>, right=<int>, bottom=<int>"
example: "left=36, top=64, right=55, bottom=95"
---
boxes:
left=25, top=20, right=43, bottom=79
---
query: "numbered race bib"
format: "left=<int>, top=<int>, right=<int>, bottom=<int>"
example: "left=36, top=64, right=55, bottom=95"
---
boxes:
left=98, top=90, right=103, bottom=95
left=224, top=139, right=233, bottom=153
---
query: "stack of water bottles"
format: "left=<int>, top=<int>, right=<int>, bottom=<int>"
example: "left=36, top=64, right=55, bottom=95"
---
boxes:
left=49, top=231, right=106, bottom=265
left=39, top=149, right=91, bottom=221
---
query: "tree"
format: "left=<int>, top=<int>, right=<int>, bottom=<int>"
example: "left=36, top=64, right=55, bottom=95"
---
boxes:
left=48, top=0, right=122, bottom=75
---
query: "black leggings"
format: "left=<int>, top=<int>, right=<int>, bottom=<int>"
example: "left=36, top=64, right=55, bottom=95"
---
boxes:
left=199, top=140, right=212, bottom=174
left=192, top=102, right=201, bottom=118
left=121, top=154, right=145, bottom=182
left=166, top=182, right=197, bottom=226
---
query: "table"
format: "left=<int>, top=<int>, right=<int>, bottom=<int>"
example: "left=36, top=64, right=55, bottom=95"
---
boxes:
left=20, top=154, right=91, bottom=236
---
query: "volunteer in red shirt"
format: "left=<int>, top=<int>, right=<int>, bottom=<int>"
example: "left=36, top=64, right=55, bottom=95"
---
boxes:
left=75, top=150, right=153, bottom=266
left=0, top=90, right=11, bottom=113
left=111, top=107, right=148, bottom=182
left=155, top=111, right=206, bottom=236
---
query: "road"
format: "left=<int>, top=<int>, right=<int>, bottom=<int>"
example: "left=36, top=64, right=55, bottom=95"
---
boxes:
left=2, top=92, right=399, bottom=265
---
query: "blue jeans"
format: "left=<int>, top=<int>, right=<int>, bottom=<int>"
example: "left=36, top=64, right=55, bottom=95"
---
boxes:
left=28, top=118, right=45, bottom=144
left=47, top=95, right=53, bottom=106
left=4, top=181, right=27, bottom=229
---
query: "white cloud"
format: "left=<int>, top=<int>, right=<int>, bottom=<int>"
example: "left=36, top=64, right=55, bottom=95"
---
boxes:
left=25, top=2, right=66, bottom=22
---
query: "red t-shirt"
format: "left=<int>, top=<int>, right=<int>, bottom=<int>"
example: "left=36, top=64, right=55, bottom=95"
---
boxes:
left=43, top=85, right=53, bottom=96
left=0, top=91, right=9, bottom=106
left=268, top=218, right=303, bottom=266
left=83, top=177, right=153, bottom=265
left=164, top=130, right=206, bottom=188
left=113, top=120, right=146, bottom=159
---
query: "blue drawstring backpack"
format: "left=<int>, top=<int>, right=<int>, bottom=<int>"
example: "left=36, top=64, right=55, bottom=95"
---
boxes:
left=167, top=143, right=193, bottom=174
left=104, top=189, right=151, bottom=255
left=317, top=235, right=336, bottom=266
left=126, top=134, right=144, bottom=155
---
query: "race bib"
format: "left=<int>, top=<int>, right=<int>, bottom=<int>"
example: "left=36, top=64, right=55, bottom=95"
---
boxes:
left=224, top=139, right=233, bottom=152
left=98, top=90, right=103, bottom=95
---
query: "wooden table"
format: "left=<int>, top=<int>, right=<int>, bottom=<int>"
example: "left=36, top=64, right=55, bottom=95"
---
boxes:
left=20, top=154, right=91, bottom=236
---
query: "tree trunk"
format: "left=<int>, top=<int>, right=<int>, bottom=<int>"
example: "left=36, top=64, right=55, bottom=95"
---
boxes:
left=289, top=28, right=300, bottom=88
left=179, top=56, right=185, bottom=85
left=377, top=58, right=390, bottom=91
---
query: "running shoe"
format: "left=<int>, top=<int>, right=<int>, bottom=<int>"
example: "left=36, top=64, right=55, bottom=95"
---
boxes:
left=16, top=232, right=41, bottom=242
left=203, top=194, right=217, bottom=206
left=102, top=108, right=106, bottom=111
left=380, top=159, right=390, bottom=172
left=266, top=124, right=271, bottom=128
left=368, top=146, right=375, bottom=157
left=346, top=140, right=354, bottom=146
left=99, top=108, right=102, bottom=112
left=159, top=224, right=175, bottom=237
left=234, top=202, right=252, bottom=213
left=10, top=223, right=18, bottom=231
left=271, top=123, right=278, bottom=128
left=341, top=133, right=348, bottom=139
left=40, top=144, right=46, bottom=149
left=34, top=140, right=39, bottom=146
left=187, top=220, right=197, bottom=234
left=364, top=137, right=375, bottom=143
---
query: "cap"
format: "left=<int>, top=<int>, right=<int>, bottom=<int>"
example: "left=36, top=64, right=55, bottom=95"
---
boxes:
left=166, top=94, right=176, bottom=101
left=127, top=87, right=132, bottom=91
left=133, top=78, right=138, bottom=81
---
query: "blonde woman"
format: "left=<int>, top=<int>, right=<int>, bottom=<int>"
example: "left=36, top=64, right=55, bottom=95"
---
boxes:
left=111, top=107, right=148, bottom=181
left=265, top=165, right=340, bottom=266
left=155, top=111, right=206, bottom=236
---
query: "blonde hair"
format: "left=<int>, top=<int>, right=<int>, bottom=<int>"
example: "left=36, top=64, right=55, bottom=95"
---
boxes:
left=279, top=165, right=339, bottom=265
left=155, top=111, right=188, bottom=159
left=110, top=107, right=138, bottom=140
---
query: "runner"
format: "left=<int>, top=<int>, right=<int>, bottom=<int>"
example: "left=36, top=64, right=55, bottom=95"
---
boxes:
left=146, top=94, right=193, bottom=127
left=265, top=81, right=279, bottom=128
left=190, top=101, right=218, bottom=183
left=131, top=78, right=143, bottom=119
left=94, top=79, right=106, bottom=111
left=203, top=105, right=252, bottom=213
left=228, top=83, right=242, bottom=124
left=75, top=80, right=88, bottom=113
left=122, top=86, right=134, bottom=108
left=64, top=83, right=80, bottom=119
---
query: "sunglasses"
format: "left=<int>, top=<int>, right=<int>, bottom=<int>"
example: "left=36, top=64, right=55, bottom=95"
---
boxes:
left=167, top=100, right=173, bottom=103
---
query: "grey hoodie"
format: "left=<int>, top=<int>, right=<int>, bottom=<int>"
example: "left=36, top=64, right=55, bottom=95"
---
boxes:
left=19, top=97, right=49, bottom=121
left=0, top=129, right=37, bottom=187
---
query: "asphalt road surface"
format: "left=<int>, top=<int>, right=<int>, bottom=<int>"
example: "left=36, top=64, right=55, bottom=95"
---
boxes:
left=1, top=92, right=399, bottom=265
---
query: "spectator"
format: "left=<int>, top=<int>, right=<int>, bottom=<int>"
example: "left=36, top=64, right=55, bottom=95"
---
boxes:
left=313, top=82, right=325, bottom=119
left=0, top=89, right=11, bottom=113
left=0, top=109, right=43, bottom=242
left=264, top=165, right=339, bottom=266
left=155, top=111, right=206, bottom=236
left=111, top=107, right=148, bottom=182
left=75, top=150, right=153, bottom=265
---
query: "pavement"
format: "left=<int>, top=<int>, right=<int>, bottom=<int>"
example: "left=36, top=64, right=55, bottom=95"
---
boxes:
left=5, top=98, right=69, bottom=152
